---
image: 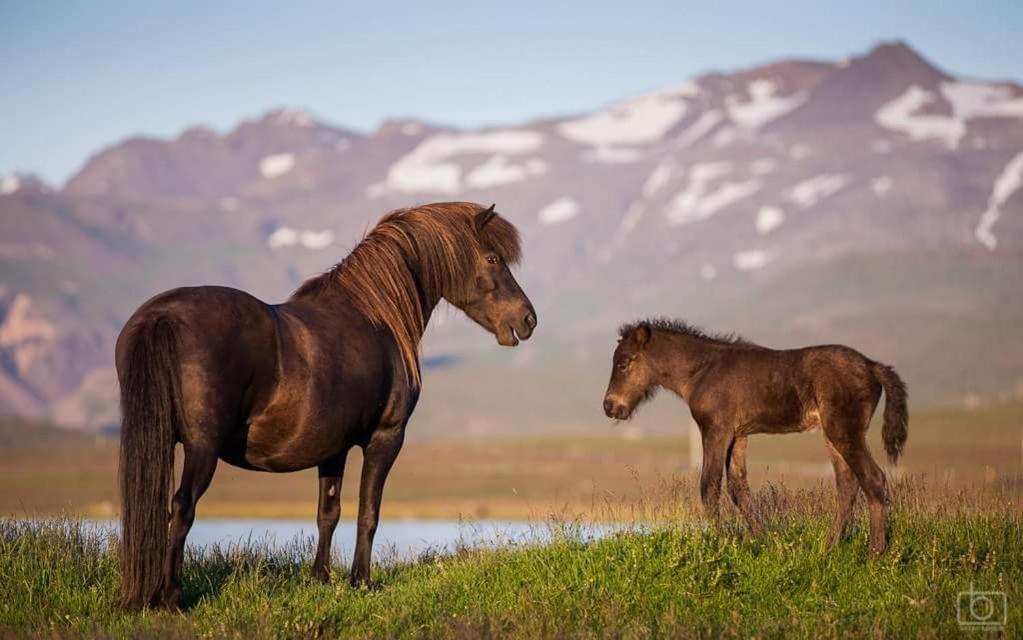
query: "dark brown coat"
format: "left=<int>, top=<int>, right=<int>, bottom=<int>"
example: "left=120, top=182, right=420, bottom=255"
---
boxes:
left=603, top=319, right=907, bottom=554
left=116, top=203, right=536, bottom=610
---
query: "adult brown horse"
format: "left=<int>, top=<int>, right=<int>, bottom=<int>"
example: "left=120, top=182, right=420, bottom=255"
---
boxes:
left=603, top=319, right=907, bottom=555
left=116, top=202, right=536, bottom=610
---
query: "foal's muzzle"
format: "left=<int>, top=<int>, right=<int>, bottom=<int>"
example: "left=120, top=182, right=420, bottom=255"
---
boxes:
left=603, top=397, right=630, bottom=420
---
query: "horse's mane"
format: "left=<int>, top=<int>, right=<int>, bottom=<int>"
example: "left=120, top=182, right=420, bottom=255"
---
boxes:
left=620, top=318, right=757, bottom=348
left=291, top=202, right=521, bottom=384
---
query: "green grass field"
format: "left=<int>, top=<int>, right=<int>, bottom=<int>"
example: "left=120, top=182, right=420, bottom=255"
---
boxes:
left=1, top=480, right=1020, bottom=638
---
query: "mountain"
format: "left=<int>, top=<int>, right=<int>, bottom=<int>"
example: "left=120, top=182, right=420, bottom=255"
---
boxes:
left=2, top=41, right=1023, bottom=433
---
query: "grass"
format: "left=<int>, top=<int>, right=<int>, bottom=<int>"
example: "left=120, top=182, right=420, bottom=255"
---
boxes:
left=1, top=479, right=1021, bottom=638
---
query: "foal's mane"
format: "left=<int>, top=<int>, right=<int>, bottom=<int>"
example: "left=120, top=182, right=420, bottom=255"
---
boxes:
left=621, top=318, right=756, bottom=348
left=291, top=202, right=521, bottom=384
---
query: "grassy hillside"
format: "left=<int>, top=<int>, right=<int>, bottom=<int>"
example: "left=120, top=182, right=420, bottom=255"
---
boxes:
left=1, top=481, right=1020, bottom=638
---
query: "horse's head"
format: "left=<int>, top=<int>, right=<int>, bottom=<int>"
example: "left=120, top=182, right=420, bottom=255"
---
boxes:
left=603, top=322, right=657, bottom=420
left=447, top=205, right=536, bottom=347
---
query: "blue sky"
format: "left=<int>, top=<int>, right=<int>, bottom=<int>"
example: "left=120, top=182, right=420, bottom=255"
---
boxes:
left=2, top=1, right=1022, bottom=184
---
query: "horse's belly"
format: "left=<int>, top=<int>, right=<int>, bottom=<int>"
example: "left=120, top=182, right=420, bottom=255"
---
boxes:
left=227, top=418, right=350, bottom=472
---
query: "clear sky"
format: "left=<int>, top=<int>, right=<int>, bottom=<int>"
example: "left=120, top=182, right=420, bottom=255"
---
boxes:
left=2, top=0, right=1022, bottom=184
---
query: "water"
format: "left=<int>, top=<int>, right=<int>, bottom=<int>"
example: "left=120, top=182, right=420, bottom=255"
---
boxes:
left=89, top=518, right=572, bottom=564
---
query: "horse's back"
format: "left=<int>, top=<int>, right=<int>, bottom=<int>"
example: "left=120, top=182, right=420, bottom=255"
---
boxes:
left=116, top=285, right=280, bottom=445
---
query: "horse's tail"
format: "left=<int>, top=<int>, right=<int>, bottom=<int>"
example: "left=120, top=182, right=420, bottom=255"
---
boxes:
left=118, top=317, right=180, bottom=610
left=872, top=361, right=908, bottom=464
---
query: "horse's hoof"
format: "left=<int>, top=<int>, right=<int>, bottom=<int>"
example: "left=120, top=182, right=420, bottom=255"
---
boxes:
left=310, top=569, right=331, bottom=584
left=160, top=587, right=184, bottom=611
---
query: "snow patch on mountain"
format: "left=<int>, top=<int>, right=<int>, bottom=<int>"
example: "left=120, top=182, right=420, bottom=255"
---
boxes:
left=787, top=173, right=851, bottom=208
left=371, top=130, right=545, bottom=196
left=675, top=110, right=723, bottom=148
left=465, top=155, right=547, bottom=189
left=976, top=151, right=1023, bottom=250
left=871, top=176, right=893, bottom=198
left=618, top=203, right=645, bottom=235
left=581, top=146, right=643, bottom=164
left=538, top=197, right=580, bottom=225
left=756, top=206, right=784, bottom=234
left=876, top=82, right=1023, bottom=149
left=666, top=162, right=761, bottom=225
left=557, top=83, right=699, bottom=146
left=267, top=227, right=335, bottom=250
left=260, top=153, right=296, bottom=179
left=271, top=109, right=315, bottom=127
left=733, top=249, right=771, bottom=271
left=642, top=159, right=676, bottom=198
left=727, top=80, right=807, bottom=129
left=943, top=82, right=1023, bottom=120
left=0, top=176, right=20, bottom=195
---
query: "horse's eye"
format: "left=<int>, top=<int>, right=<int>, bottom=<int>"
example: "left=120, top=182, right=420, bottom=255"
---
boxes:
left=486, top=255, right=500, bottom=265
left=617, top=361, right=628, bottom=372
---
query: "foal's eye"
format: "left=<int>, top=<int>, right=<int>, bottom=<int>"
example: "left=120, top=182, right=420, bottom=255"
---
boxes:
left=486, top=255, right=500, bottom=265
left=616, top=361, right=628, bottom=371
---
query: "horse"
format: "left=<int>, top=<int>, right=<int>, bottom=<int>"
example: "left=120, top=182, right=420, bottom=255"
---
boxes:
left=116, top=202, right=537, bottom=610
left=602, top=319, right=907, bottom=555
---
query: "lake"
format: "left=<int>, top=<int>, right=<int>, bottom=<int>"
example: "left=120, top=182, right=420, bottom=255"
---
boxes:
left=87, top=518, right=589, bottom=564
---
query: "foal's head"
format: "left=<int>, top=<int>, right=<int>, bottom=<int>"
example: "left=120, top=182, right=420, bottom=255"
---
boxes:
left=447, top=205, right=537, bottom=347
left=603, top=322, right=657, bottom=420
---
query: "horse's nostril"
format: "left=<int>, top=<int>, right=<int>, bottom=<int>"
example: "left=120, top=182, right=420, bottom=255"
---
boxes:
left=524, top=312, right=536, bottom=329
left=603, top=399, right=615, bottom=415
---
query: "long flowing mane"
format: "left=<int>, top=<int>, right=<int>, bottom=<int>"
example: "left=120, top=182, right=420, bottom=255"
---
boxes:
left=621, top=318, right=758, bottom=348
left=291, top=202, right=521, bottom=383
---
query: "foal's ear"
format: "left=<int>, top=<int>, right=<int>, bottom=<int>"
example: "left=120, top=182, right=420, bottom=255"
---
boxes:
left=633, top=323, right=651, bottom=347
left=474, top=204, right=497, bottom=231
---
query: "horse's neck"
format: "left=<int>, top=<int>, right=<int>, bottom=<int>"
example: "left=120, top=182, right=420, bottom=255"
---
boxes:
left=650, top=332, right=717, bottom=400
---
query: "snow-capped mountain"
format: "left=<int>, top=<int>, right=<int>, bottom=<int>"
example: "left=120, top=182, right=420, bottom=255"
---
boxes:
left=2, top=41, right=1022, bottom=431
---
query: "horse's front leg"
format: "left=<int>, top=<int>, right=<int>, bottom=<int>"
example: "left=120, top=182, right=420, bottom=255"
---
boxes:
left=698, top=425, right=731, bottom=526
left=311, top=453, right=347, bottom=583
left=350, top=424, right=405, bottom=588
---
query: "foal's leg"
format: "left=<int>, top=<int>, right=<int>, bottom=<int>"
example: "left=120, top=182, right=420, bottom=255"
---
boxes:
left=350, top=425, right=405, bottom=588
left=823, top=406, right=888, bottom=555
left=311, top=454, right=347, bottom=583
left=162, top=444, right=218, bottom=609
left=824, top=440, right=859, bottom=549
left=725, top=436, right=762, bottom=535
left=844, top=437, right=888, bottom=555
left=698, top=426, right=731, bottom=525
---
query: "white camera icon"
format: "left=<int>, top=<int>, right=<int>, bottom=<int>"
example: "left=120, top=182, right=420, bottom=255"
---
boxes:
left=958, top=585, right=1007, bottom=630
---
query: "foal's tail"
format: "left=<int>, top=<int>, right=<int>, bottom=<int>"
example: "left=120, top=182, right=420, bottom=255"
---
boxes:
left=118, top=318, right=180, bottom=610
left=872, top=361, right=908, bottom=464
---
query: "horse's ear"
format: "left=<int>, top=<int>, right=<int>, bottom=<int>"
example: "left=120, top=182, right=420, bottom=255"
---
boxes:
left=475, top=204, right=497, bottom=231
left=634, top=323, right=651, bottom=347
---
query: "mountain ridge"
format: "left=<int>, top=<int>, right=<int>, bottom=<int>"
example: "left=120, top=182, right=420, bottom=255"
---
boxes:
left=2, top=40, right=1022, bottom=432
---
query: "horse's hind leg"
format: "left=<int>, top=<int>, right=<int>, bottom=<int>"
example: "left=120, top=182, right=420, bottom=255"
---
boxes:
left=311, top=454, right=347, bottom=583
left=823, top=403, right=888, bottom=555
left=162, top=444, right=218, bottom=608
left=726, top=436, right=762, bottom=535
left=824, top=440, right=858, bottom=549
